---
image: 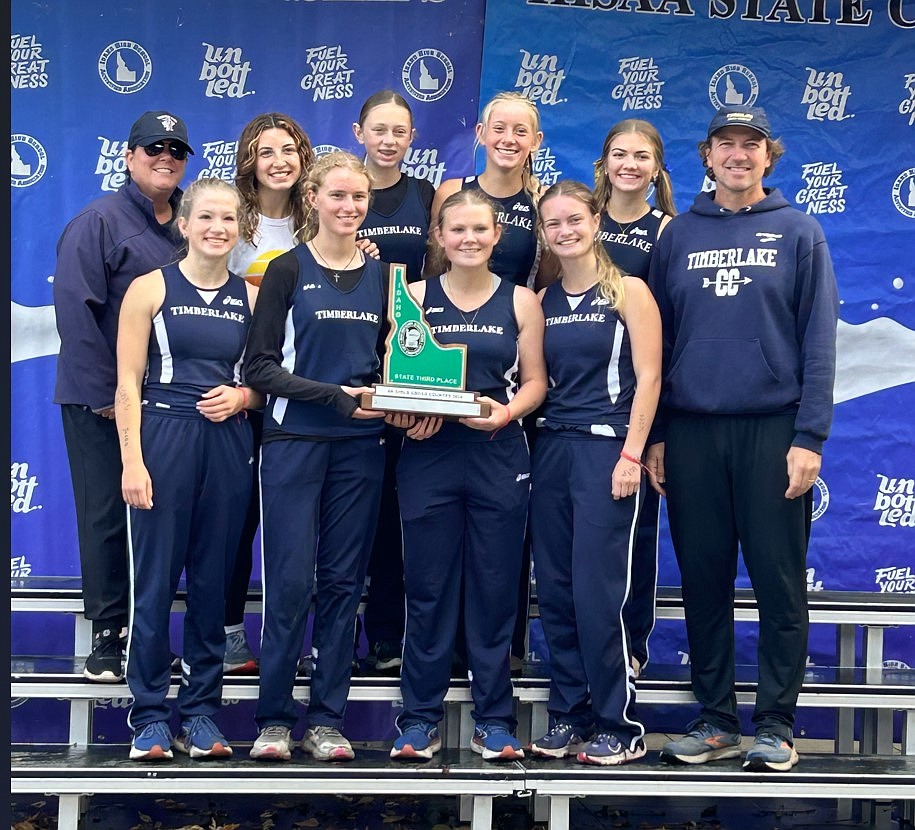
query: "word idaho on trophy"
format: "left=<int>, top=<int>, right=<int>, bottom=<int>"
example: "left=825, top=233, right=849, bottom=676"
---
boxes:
left=361, top=264, right=491, bottom=419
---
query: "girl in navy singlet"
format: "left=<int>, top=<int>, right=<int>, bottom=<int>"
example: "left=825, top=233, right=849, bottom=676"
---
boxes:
left=594, top=119, right=675, bottom=281
left=427, top=92, right=559, bottom=290
left=116, top=179, right=261, bottom=761
left=223, top=113, right=316, bottom=676
left=352, top=90, right=436, bottom=674
left=354, top=90, right=434, bottom=285
left=244, top=152, right=402, bottom=763
left=594, top=119, right=676, bottom=679
left=429, top=93, right=558, bottom=672
left=390, top=189, right=546, bottom=763
left=528, top=181, right=661, bottom=766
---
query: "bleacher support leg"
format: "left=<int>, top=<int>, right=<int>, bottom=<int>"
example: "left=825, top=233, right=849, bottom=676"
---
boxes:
left=548, top=794, right=571, bottom=830
left=69, top=699, right=92, bottom=746
left=470, top=795, right=493, bottom=830
left=57, top=793, right=85, bottom=830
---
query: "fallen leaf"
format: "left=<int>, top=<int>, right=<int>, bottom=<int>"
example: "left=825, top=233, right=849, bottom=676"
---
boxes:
left=294, top=820, right=320, bottom=828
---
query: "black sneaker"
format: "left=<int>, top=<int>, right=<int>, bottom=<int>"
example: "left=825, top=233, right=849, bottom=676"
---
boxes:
left=84, top=627, right=125, bottom=682
left=371, top=640, right=402, bottom=673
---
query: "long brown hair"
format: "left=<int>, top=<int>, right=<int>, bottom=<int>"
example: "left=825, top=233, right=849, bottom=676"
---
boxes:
left=593, top=119, right=676, bottom=218
left=234, top=112, right=315, bottom=246
left=538, top=180, right=625, bottom=310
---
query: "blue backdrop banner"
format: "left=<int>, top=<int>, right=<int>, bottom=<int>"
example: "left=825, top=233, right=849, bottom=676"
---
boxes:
left=11, top=0, right=486, bottom=579
left=10, top=0, right=914, bottom=742
left=477, top=0, right=915, bottom=686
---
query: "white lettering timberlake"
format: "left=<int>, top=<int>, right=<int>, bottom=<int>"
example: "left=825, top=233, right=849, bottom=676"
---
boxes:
left=168, top=305, right=246, bottom=322
left=431, top=324, right=504, bottom=335
left=314, top=309, right=380, bottom=322
left=545, top=312, right=606, bottom=326
left=357, top=225, right=423, bottom=237
left=686, top=247, right=777, bottom=269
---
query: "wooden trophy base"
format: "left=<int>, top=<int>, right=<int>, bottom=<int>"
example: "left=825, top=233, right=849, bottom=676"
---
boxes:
left=361, top=384, right=491, bottom=420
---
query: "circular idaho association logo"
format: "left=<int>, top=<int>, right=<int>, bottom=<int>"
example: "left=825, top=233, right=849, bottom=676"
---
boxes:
left=402, top=49, right=454, bottom=103
left=811, top=477, right=829, bottom=522
left=98, top=40, right=152, bottom=94
left=10, top=134, right=47, bottom=188
left=891, top=168, right=915, bottom=219
left=708, top=64, right=759, bottom=110
left=398, top=321, right=425, bottom=356
left=312, top=144, right=342, bottom=158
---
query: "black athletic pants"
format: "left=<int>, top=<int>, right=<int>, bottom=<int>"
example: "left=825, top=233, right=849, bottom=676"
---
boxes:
left=60, top=404, right=128, bottom=629
left=664, top=412, right=811, bottom=741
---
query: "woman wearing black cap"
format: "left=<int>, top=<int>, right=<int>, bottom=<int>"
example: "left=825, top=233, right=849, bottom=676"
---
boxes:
left=53, top=110, right=195, bottom=684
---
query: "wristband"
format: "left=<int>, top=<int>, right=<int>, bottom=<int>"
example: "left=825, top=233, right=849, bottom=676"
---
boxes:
left=620, top=450, right=650, bottom=474
left=488, top=403, right=513, bottom=441
left=239, top=386, right=249, bottom=410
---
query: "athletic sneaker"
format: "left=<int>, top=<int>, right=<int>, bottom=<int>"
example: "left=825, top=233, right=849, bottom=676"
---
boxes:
left=471, top=723, right=524, bottom=761
left=129, top=721, right=174, bottom=761
left=530, top=723, right=588, bottom=759
left=660, top=721, right=742, bottom=765
left=390, top=722, right=441, bottom=760
left=173, top=714, right=233, bottom=758
left=223, top=629, right=257, bottom=674
left=371, top=640, right=403, bottom=673
left=250, top=725, right=293, bottom=761
left=83, top=627, right=124, bottom=682
left=577, top=734, right=646, bottom=766
left=302, top=725, right=355, bottom=761
left=743, top=732, right=799, bottom=772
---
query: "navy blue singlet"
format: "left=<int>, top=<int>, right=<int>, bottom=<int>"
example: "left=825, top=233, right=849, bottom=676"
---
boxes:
left=144, top=263, right=251, bottom=418
left=538, top=280, right=636, bottom=438
left=461, top=177, right=539, bottom=288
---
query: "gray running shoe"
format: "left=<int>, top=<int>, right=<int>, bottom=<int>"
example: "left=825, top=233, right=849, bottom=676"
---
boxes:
left=303, top=725, right=354, bottom=761
left=660, top=721, right=741, bottom=765
left=743, top=732, right=799, bottom=772
left=223, top=629, right=257, bottom=674
left=250, top=725, right=292, bottom=761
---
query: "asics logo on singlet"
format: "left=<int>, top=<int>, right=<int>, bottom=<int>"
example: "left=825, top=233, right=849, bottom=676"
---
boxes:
left=591, top=297, right=610, bottom=306
left=516, top=472, right=530, bottom=482
left=302, top=284, right=318, bottom=291
left=631, top=227, right=648, bottom=236
left=222, top=296, right=244, bottom=306
left=425, top=306, right=444, bottom=314
left=756, top=232, right=782, bottom=243
left=512, top=202, right=531, bottom=212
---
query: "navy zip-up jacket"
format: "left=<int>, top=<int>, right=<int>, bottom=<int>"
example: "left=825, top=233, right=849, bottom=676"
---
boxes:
left=53, top=179, right=183, bottom=410
left=648, top=188, right=839, bottom=454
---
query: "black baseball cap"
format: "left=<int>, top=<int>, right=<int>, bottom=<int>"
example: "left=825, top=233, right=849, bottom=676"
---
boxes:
left=127, top=110, right=194, bottom=155
left=706, top=106, right=772, bottom=140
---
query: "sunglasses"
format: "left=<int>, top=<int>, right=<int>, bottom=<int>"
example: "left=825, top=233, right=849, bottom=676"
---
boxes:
left=142, top=141, right=189, bottom=161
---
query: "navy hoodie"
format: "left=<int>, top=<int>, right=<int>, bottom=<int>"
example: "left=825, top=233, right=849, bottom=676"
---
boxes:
left=648, top=188, right=839, bottom=454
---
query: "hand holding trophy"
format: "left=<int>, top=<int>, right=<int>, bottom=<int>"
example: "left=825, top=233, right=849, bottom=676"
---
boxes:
left=361, top=264, right=492, bottom=419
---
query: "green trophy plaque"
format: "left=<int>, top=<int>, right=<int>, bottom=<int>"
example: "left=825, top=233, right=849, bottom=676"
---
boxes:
left=361, top=264, right=491, bottom=419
